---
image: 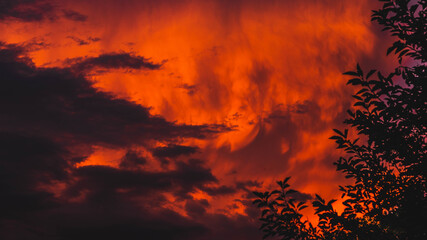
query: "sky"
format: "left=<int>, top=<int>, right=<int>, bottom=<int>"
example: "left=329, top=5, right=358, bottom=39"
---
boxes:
left=0, top=0, right=397, bottom=239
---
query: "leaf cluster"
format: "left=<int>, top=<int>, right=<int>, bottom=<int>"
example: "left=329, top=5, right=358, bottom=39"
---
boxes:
left=253, top=0, right=426, bottom=239
left=372, top=0, right=427, bottom=63
left=253, top=177, right=318, bottom=240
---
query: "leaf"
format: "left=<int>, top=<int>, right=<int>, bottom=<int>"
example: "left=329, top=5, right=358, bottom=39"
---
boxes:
left=261, top=209, right=269, bottom=217
left=410, top=4, right=419, bottom=14
left=366, top=69, right=377, bottom=79
left=333, top=129, right=345, bottom=137
left=343, top=71, right=359, bottom=76
left=398, top=49, right=409, bottom=58
left=299, top=205, right=308, bottom=211
left=356, top=88, right=369, bottom=95
left=382, top=26, right=392, bottom=31
left=352, top=95, right=363, bottom=100
left=253, top=191, right=263, bottom=198
left=315, top=194, right=325, bottom=204
left=357, top=63, right=363, bottom=76
left=347, top=78, right=362, bottom=85
left=354, top=102, right=366, bottom=107
left=387, top=45, right=396, bottom=55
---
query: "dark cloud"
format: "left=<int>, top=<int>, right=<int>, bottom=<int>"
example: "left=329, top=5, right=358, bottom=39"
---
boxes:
left=288, top=100, right=317, bottom=114
left=0, top=1, right=89, bottom=23
left=68, top=53, right=165, bottom=73
left=66, top=159, right=217, bottom=201
left=193, top=213, right=262, bottom=240
left=13, top=38, right=51, bottom=52
left=0, top=136, right=218, bottom=239
left=0, top=132, right=68, bottom=218
left=178, top=83, right=198, bottom=95
left=185, top=199, right=210, bottom=218
left=67, top=36, right=89, bottom=45
left=0, top=42, right=254, bottom=239
left=202, top=185, right=237, bottom=196
left=0, top=0, right=56, bottom=22
left=67, top=36, right=100, bottom=46
left=62, top=9, right=87, bottom=22
left=289, top=191, right=313, bottom=202
left=52, top=209, right=208, bottom=240
left=153, top=144, right=198, bottom=159
left=201, top=180, right=262, bottom=197
left=0, top=43, right=228, bottom=148
left=0, top=134, right=218, bottom=239
left=119, top=150, right=147, bottom=169
left=1, top=201, right=209, bottom=240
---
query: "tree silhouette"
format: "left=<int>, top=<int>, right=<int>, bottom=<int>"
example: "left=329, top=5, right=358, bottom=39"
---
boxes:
left=253, top=0, right=426, bottom=239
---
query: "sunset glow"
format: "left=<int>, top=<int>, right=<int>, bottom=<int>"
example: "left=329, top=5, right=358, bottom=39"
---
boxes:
left=0, top=0, right=398, bottom=239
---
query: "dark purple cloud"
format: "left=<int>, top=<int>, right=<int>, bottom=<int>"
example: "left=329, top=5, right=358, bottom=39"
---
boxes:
left=0, top=133, right=68, bottom=219
left=0, top=0, right=56, bottom=21
left=62, top=9, right=87, bottom=22
left=0, top=0, right=87, bottom=22
left=118, top=150, right=147, bottom=169
left=178, top=83, right=198, bottom=95
left=68, top=53, right=165, bottom=73
left=67, top=159, right=217, bottom=200
left=153, top=144, right=199, bottom=159
left=67, top=36, right=100, bottom=46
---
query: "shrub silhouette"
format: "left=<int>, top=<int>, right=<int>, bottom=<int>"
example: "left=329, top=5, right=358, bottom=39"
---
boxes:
left=253, top=0, right=426, bottom=239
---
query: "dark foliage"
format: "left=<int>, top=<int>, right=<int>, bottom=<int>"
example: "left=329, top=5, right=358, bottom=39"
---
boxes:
left=253, top=0, right=426, bottom=239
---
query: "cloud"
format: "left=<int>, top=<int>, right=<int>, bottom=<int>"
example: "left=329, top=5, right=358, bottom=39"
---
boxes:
left=119, top=150, right=147, bottom=169
left=0, top=43, right=227, bottom=148
left=68, top=53, right=165, bottom=73
left=0, top=0, right=56, bottom=22
left=201, top=185, right=237, bottom=196
left=1, top=200, right=209, bottom=240
left=67, top=159, right=217, bottom=201
left=0, top=42, right=249, bottom=239
left=0, top=134, right=220, bottom=239
left=0, top=132, right=222, bottom=240
left=0, top=0, right=88, bottom=23
left=185, top=199, right=210, bottom=217
left=200, top=180, right=262, bottom=197
left=67, top=36, right=100, bottom=46
left=0, top=132, right=68, bottom=218
left=62, top=9, right=87, bottom=22
left=178, top=83, right=198, bottom=95
left=152, top=144, right=199, bottom=159
left=0, top=128, right=256, bottom=240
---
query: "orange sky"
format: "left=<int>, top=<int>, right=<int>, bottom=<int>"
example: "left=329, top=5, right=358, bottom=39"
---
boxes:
left=0, top=0, right=397, bottom=237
